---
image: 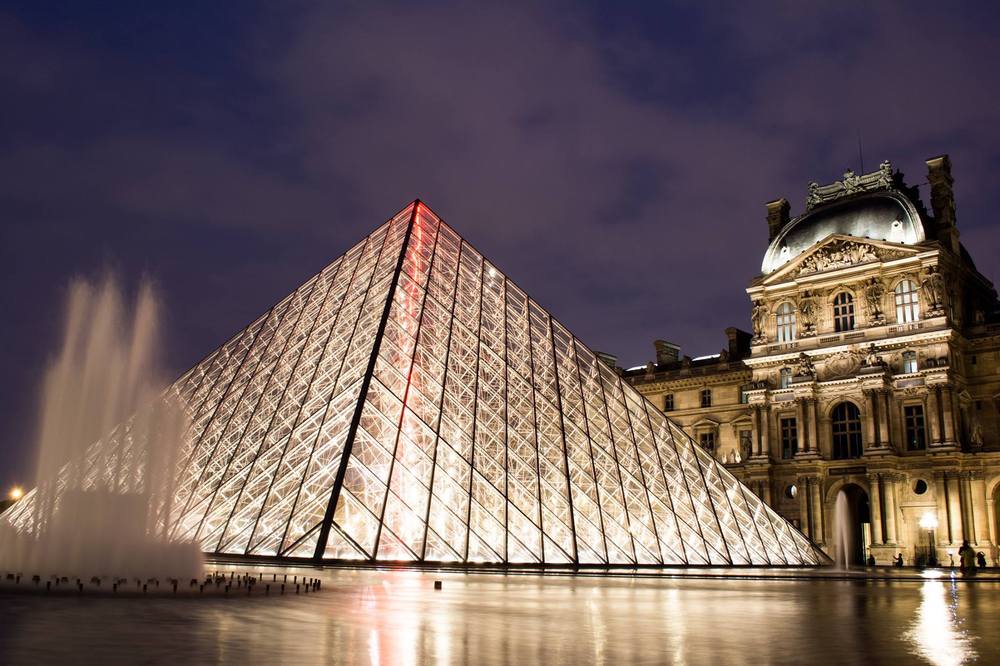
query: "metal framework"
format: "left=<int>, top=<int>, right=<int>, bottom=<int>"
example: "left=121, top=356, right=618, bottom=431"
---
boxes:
left=2, top=200, right=821, bottom=565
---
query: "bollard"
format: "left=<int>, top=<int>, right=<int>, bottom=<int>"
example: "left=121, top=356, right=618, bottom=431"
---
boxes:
left=296, top=584, right=300, bottom=595
left=173, top=581, right=178, bottom=594
left=281, top=584, right=285, bottom=595
left=266, top=584, right=270, bottom=595
left=273, top=574, right=276, bottom=582
left=283, top=574, right=287, bottom=583
left=200, top=584, right=204, bottom=594
left=46, top=581, right=51, bottom=593
left=78, top=582, right=83, bottom=594
left=113, top=583, right=118, bottom=594
left=225, top=585, right=230, bottom=596
left=143, top=584, right=148, bottom=594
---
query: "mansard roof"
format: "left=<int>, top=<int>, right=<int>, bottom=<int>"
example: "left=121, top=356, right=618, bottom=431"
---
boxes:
left=761, top=162, right=929, bottom=275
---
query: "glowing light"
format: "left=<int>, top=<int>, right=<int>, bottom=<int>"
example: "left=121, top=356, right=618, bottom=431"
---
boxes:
left=920, top=512, right=939, bottom=531
left=8, top=486, right=22, bottom=501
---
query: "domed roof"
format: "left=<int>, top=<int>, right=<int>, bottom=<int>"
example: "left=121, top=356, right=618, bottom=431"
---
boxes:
left=761, top=190, right=926, bottom=274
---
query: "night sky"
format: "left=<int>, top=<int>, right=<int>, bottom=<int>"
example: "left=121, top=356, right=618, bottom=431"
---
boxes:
left=2, top=1, right=1000, bottom=491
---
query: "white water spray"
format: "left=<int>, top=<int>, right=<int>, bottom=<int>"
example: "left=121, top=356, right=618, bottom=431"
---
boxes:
left=0, top=276, right=202, bottom=579
left=833, top=490, right=851, bottom=571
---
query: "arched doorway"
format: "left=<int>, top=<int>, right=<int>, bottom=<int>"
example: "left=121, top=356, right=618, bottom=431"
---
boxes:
left=833, top=483, right=871, bottom=566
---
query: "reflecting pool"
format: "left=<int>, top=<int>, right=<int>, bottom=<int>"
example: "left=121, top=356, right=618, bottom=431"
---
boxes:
left=0, top=568, right=996, bottom=665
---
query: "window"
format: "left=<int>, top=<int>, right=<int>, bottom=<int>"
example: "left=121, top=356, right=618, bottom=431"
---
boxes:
left=700, top=389, right=712, bottom=408
left=664, top=394, right=674, bottom=412
left=780, top=367, right=792, bottom=389
left=833, top=292, right=855, bottom=332
left=699, top=432, right=716, bottom=453
left=776, top=302, right=796, bottom=342
left=894, top=280, right=920, bottom=323
left=904, top=405, right=926, bottom=451
left=780, top=416, right=798, bottom=459
left=902, top=351, right=918, bottom=374
left=785, top=484, right=798, bottom=499
left=831, top=402, right=863, bottom=459
left=913, top=479, right=928, bottom=494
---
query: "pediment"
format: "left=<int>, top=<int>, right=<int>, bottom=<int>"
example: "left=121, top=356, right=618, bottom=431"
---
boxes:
left=762, top=234, right=919, bottom=284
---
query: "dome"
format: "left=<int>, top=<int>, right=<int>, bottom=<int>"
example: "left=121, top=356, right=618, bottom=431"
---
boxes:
left=761, top=191, right=926, bottom=274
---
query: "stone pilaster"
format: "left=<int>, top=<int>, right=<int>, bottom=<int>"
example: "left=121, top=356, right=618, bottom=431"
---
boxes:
left=883, top=474, right=898, bottom=544
left=868, top=473, right=884, bottom=544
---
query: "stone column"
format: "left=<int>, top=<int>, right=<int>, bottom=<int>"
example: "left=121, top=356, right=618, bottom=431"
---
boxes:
left=959, top=473, right=977, bottom=545
left=970, top=473, right=990, bottom=546
left=810, top=478, right=824, bottom=544
left=926, top=389, right=941, bottom=444
left=761, top=407, right=772, bottom=459
left=795, top=399, right=808, bottom=455
left=883, top=474, right=898, bottom=544
left=946, top=473, right=964, bottom=543
left=752, top=406, right=762, bottom=457
left=941, top=387, right=957, bottom=443
left=808, top=399, right=820, bottom=458
left=798, top=477, right=811, bottom=538
left=863, top=391, right=878, bottom=449
left=869, top=474, right=884, bottom=544
left=934, top=472, right=951, bottom=544
left=878, top=391, right=892, bottom=450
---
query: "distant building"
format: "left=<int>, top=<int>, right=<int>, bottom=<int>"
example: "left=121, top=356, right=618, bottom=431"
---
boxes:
left=624, top=156, right=1000, bottom=566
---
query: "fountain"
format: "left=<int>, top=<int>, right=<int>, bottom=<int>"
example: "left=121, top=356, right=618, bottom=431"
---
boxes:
left=0, top=276, right=202, bottom=580
left=833, top=490, right=852, bottom=571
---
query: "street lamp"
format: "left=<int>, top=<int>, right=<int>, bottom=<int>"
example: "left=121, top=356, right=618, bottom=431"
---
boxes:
left=919, top=511, right=938, bottom=567
left=8, top=486, right=23, bottom=501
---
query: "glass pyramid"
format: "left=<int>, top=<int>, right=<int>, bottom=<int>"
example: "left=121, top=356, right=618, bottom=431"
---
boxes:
left=3, top=201, right=821, bottom=565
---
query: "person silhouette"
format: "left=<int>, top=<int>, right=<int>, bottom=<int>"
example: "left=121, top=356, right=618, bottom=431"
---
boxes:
left=976, top=552, right=987, bottom=568
left=958, top=540, right=975, bottom=575
left=893, top=553, right=903, bottom=568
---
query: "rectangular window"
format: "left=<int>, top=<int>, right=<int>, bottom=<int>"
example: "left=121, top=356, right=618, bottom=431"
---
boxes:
left=699, top=432, right=716, bottom=454
left=780, top=416, right=798, bottom=459
left=700, top=389, right=712, bottom=408
left=903, top=351, right=918, bottom=374
left=664, top=394, right=674, bottom=412
left=904, top=404, right=926, bottom=451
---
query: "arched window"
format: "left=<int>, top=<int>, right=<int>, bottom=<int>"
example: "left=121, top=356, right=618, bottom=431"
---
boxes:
left=831, top=402, right=863, bottom=459
left=894, top=280, right=920, bottom=323
left=833, top=292, right=855, bottom=332
left=776, top=302, right=796, bottom=342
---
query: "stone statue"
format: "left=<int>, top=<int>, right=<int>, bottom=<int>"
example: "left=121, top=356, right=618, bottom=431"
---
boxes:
left=970, top=416, right=984, bottom=448
left=797, top=291, right=818, bottom=336
left=751, top=300, right=768, bottom=341
left=864, top=278, right=885, bottom=323
left=863, top=343, right=885, bottom=368
left=794, top=352, right=815, bottom=377
left=921, top=267, right=946, bottom=314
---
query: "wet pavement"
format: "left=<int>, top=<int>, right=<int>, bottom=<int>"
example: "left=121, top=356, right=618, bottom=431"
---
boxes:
left=0, top=566, right=997, bottom=665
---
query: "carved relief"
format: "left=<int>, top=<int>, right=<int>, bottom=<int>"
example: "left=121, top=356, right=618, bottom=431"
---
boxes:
left=822, top=349, right=862, bottom=380
left=797, top=240, right=906, bottom=276
left=794, top=352, right=815, bottom=377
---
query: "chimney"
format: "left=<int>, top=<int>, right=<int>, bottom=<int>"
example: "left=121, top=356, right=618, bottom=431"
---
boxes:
left=766, top=198, right=790, bottom=243
left=725, top=327, right=752, bottom=360
left=926, top=155, right=960, bottom=254
left=653, top=340, right=680, bottom=365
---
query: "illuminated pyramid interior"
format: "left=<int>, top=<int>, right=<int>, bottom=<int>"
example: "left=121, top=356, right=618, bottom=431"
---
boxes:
left=4, top=201, right=821, bottom=565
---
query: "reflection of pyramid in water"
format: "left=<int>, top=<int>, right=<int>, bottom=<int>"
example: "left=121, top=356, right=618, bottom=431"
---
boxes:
left=5, top=201, right=821, bottom=565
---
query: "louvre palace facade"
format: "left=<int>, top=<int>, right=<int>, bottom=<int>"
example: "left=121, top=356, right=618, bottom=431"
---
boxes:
left=623, top=156, right=1000, bottom=566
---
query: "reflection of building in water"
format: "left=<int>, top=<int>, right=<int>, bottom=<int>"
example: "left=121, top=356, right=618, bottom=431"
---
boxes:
left=624, top=157, right=1000, bottom=565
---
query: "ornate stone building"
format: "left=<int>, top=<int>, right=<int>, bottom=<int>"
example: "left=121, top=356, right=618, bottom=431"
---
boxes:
left=624, top=156, right=1000, bottom=566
